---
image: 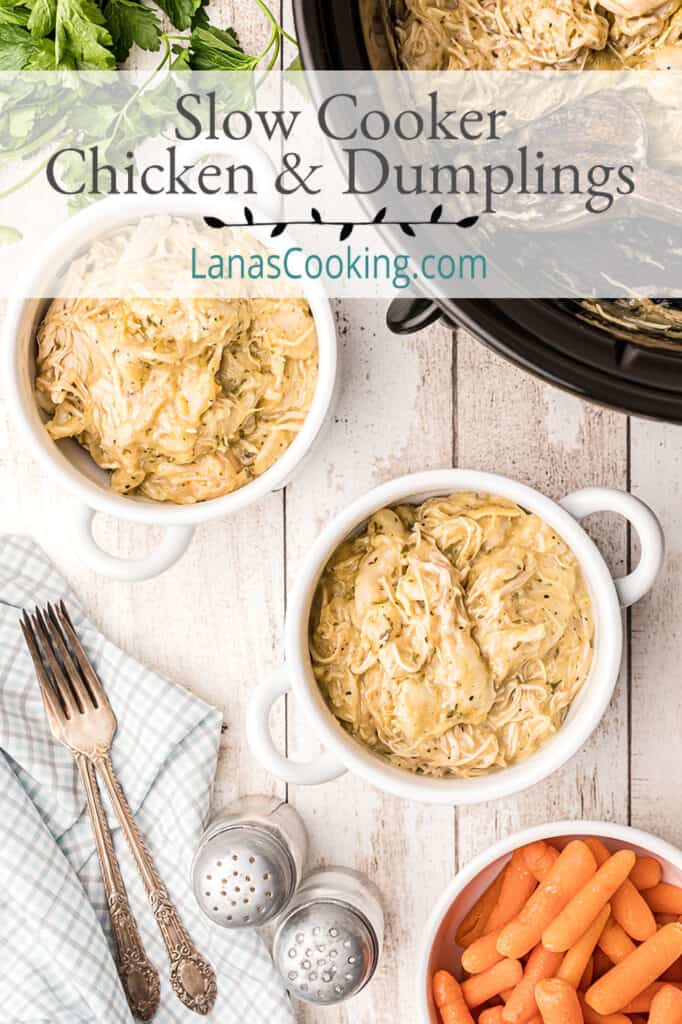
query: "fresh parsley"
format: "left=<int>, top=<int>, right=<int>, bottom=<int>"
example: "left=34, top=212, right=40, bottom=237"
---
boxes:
left=0, top=0, right=300, bottom=238
left=0, top=0, right=298, bottom=71
left=188, top=24, right=261, bottom=71
left=103, top=0, right=161, bottom=62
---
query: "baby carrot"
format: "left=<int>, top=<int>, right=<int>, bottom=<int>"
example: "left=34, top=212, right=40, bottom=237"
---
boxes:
left=479, top=1009, right=505, bottom=1024
left=433, top=970, right=475, bottom=1024
left=621, top=980, right=682, bottom=1012
left=585, top=842, right=655, bottom=940
left=597, top=918, right=636, bottom=964
left=462, top=959, right=523, bottom=1008
left=645, top=882, right=682, bottom=916
left=586, top=922, right=682, bottom=1015
left=502, top=943, right=563, bottom=1023
left=649, top=982, right=682, bottom=1024
left=578, top=994, right=630, bottom=1024
left=585, top=836, right=655, bottom=939
left=629, top=856, right=663, bottom=891
left=543, top=852, right=635, bottom=952
left=611, top=878, right=657, bottom=942
left=579, top=956, right=594, bottom=990
left=461, top=928, right=504, bottom=975
left=457, top=870, right=506, bottom=947
left=584, top=838, right=611, bottom=867
left=522, top=842, right=561, bottom=884
left=557, top=904, right=611, bottom=988
left=487, top=850, right=539, bottom=932
left=497, top=841, right=597, bottom=960
left=534, top=978, right=582, bottom=1024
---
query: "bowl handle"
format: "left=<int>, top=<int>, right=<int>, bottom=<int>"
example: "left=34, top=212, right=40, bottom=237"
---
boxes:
left=71, top=505, right=195, bottom=582
left=560, top=487, right=664, bottom=608
left=246, top=664, right=347, bottom=785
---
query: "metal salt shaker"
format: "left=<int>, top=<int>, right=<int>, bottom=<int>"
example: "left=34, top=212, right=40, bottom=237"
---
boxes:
left=192, top=795, right=308, bottom=928
left=272, top=866, right=385, bottom=1006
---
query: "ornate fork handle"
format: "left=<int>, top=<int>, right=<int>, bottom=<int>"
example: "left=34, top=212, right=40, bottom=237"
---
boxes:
left=77, top=756, right=160, bottom=1021
left=95, top=753, right=217, bottom=1016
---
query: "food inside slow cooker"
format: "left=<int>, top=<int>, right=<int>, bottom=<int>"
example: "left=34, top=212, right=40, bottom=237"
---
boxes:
left=395, top=0, right=682, bottom=70
left=577, top=297, right=682, bottom=345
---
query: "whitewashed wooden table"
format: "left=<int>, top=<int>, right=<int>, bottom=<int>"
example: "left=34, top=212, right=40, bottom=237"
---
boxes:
left=2, top=3, right=682, bottom=1021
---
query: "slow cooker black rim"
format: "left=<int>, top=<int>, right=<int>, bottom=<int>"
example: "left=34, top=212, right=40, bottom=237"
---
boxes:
left=494, top=299, right=682, bottom=392
left=387, top=293, right=682, bottom=392
left=431, top=297, right=682, bottom=423
left=292, top=1, right=370, bottom=71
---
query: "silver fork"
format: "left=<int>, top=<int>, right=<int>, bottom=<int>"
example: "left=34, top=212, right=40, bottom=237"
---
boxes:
left=21, top=610, right=160, bottom=1021
left=82, top=759, right=161, bottom=1020
left=21, top=603, right=218, bottom=1016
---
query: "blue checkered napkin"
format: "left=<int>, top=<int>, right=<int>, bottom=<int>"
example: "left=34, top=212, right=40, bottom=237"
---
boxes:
left=0, top=535, right=294, bottom=1024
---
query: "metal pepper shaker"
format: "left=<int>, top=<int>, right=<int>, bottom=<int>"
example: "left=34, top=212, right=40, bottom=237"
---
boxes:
left=272, top=866, right=385, bottom=1006
left=192, top=795, right=308, bottom=928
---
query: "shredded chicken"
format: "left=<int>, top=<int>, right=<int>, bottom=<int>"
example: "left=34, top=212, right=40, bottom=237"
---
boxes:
left=310, top=492, right=594, bottom=778
left=396, top=0, right=682, bottom=69
left=35, top=293, right=318, bottom=504
left=578, top=297, right=682, bottom=343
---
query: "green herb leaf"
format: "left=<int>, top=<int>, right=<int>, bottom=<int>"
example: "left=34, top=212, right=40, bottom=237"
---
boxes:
left=0, top=22, right=57, bottom=67
left=0, top=0, right=31, bottom=29
left=190, top=0, right=208, bottom=29
left=169, top=40, right=190, bottom=68
left=27, top=0, right=55, bottom=39
left=154, top=0, right=199, bottom=32
left=189, top=23, right=259, bottom=70
left=103, top=0, right=160, bottom=61
left=0, top=224, right=22, bottom=244
left=8, top=104, right=37, bottom=135
left=53, top=0, right=115, bottom=67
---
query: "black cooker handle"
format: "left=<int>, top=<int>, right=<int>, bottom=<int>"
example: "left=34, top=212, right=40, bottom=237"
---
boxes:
left=386, top=298, right=442, bottom=335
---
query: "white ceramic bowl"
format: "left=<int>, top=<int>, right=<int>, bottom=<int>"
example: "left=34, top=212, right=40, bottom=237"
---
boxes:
left=247, top=469, right=664, bottom=805
left=418, top=819, right=682, bottom=1024
left=2, top=189, right=337, bottom=581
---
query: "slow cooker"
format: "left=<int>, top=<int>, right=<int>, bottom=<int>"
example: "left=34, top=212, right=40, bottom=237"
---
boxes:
left=293, top=0, right=682, bottom=422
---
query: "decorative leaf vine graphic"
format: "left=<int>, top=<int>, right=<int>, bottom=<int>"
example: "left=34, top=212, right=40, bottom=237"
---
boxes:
left=204, top=205, right=480, bottom=241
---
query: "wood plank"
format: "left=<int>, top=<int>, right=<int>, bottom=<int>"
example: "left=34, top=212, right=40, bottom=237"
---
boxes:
left=284, top=301, right=455, bottom=1024
left=629, top=419, right=682, bottom=849
left=453, top=331, right=630, bottom=863
left=216, top=0, right=273, bottom=52
left=282, top=0, right=296, bottom=66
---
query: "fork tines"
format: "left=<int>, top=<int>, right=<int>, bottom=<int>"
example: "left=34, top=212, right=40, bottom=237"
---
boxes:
left=20, top=602, right=106, bottom=718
